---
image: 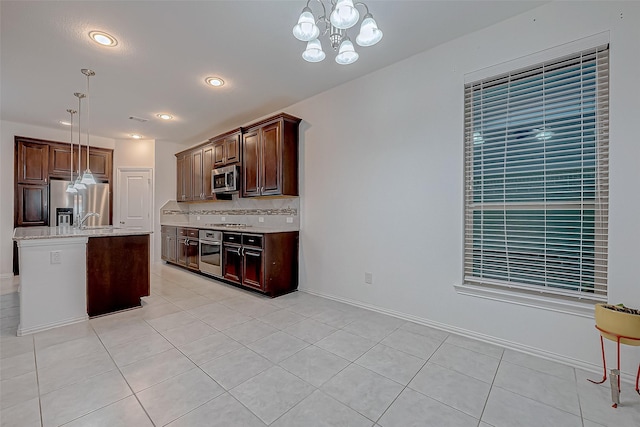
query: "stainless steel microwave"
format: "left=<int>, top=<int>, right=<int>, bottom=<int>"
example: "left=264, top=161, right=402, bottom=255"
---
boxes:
left=212, top=165, right=239, bottom=193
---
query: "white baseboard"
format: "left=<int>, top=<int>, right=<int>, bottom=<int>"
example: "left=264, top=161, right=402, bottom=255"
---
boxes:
left=299, top=287, right=638, bottom=386
left=0, top=273, right=15, bottom=280
left=17, top=315, right=89, bottom=336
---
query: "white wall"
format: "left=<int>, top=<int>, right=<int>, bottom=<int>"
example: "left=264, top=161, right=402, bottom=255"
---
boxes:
left=113, top=138, right=156, bottom=259
left=0, top=120, right=115, bottom=277
left=287, top=1, right=640, bottom=373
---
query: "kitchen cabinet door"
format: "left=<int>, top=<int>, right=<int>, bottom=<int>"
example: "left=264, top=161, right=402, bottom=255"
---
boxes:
left=187, top=239, right=199, bottom=270
left=16, top=139, right=49, bottom=185
left=176, top=237, right=188, bottom=266
left=242, top=130, right=260, bottom=197
left=225, top=133, right=240, bottom=164
left=161, top=227, right=177, bottom=264
left=242, top=248, right=263, bottom=290
left=167, top=235, right=177, bottom=262
left=223, top=245, right=242, bottom=284
left=176, top=154, right=193, bottom=202
left=16, top=184, right=48, bottom=226
left=260, top=121, right=281, bottom=196
left=49, top=144, right=80, bottom=179
left=192, top=148, right=204, bottom=200
left=80, top=147, right=113, bottom=182
left=213, top=139, right=226, bottom=168
left=202, top=144, right=214, bottom=199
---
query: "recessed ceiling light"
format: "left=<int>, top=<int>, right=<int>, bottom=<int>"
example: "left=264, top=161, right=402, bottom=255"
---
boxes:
left=130, top=134, right=142, bottom=139
left=59, top=120, right=72, bottom=126
left=157, top=113, right=173, bottom=120
left=205, top=77, right=225, bottom=87
left=89, top=31, right=118, bottom=47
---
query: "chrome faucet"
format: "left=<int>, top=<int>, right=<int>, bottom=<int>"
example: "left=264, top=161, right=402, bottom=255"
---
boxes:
left=79, top=212, right=100, bottom=228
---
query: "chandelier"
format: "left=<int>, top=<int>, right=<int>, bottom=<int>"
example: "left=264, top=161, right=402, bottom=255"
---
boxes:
left=292, top=0, right=383, bottom=65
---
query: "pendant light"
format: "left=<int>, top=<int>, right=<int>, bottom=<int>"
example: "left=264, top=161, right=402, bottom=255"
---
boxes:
left=65, top=109, right=78, bottom=193
left=80, top=69, right=96, bottom=185
left=73, top=92, right=86, bottom=190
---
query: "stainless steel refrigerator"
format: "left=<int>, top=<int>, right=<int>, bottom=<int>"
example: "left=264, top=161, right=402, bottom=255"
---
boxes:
left=49, top=179, right=110, bottom=227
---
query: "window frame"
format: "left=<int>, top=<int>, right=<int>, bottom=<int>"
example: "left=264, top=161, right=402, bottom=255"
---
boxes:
left=458, top=40, right=610, bottom=316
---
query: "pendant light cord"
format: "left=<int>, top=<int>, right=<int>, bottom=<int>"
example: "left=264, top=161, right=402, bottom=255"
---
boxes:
left=86, top=73, right=90, bottom=167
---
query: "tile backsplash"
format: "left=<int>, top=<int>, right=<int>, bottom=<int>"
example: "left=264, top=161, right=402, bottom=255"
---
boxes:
left=160, top=196, right=300, bottom=229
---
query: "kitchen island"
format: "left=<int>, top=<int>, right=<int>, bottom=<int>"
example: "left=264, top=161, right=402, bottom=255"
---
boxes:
left=12, top=226, right=152, bottom=336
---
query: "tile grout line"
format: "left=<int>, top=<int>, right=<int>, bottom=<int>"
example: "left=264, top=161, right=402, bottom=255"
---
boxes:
left=372, top=335, right=449, bottom=425
left=89, top=319, right=157, bottom=426
left=31, top=335, right=44, bottom=427
left=476, top=345, right=505, bottom=424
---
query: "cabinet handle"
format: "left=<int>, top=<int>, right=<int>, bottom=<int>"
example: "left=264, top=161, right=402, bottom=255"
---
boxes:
left=236, top=248, right=242, bottom=256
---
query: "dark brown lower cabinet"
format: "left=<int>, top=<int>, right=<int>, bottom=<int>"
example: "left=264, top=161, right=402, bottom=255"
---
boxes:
left=223, top=231, right=298, bottom=297
left=15, top=184, right=48, bottom=226
left=223, top=244, right=242, bottom=284
left=243, top=248, right=263, bottom=290
left=87, top=235, right=150, bottom=317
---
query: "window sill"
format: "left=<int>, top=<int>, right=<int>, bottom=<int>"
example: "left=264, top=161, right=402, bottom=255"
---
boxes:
left=454, top=283, right=596, bottom=318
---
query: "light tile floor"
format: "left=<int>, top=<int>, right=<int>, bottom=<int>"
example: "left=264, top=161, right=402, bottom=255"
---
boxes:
left=1, top=264, right=640, bottom=426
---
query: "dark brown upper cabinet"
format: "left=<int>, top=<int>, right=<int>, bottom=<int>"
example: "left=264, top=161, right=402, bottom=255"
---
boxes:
left=192, top=148, right=204, bottom=200
left=176, top=153, right=191, bottom=202
left=50, top=143, right=112, bottom=182
left=211, top=128, right=241, bottom=168
left=16, top=138, right=49, bottom=185
left=242, top=113, right=301, bottom=198
left=14, top=136, right=113, bottom=227
left=202, top=143, right=214, bottom=200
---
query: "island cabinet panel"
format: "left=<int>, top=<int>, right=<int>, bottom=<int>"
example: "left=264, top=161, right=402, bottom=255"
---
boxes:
left=87, top=235, right=150, bottom=317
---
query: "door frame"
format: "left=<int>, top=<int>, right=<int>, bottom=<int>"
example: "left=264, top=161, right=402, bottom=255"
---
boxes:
left=116, top=167, right=154, bottom=229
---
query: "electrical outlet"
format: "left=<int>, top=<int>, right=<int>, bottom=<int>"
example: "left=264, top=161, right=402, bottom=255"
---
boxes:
left=259, top=217, right=264, bottom=223
left=221, top=216, right=226, bottom=222
left=364, top=272, right=373, bottom=285
left=197, top=216, right=201, bottom=221
left=286, top=217, right=294, bottom=223
left=50, top=251, right=61, bottom=264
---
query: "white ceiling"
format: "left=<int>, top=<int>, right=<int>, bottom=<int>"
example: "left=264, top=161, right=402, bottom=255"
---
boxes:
left=1, top=1, right=545, bottom=146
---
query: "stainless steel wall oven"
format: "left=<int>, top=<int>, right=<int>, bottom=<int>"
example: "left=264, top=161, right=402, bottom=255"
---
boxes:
left=199, top=230, right=223, bottom=277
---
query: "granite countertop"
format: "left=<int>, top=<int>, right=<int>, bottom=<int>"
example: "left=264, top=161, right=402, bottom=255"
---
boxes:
left=160, top=222, right=298, bottom=234
left=13, top=226, right=153, bottom=241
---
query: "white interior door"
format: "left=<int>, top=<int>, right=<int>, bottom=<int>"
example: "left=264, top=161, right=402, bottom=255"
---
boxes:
left=117, top=168, right=152, bottom=231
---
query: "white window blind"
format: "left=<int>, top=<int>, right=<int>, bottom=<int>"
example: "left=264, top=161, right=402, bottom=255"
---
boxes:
left=463, top=45, right=609, bottom=302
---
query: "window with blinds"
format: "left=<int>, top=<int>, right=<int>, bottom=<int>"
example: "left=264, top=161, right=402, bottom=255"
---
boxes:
left=463, top=45, right=609, bottom=303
